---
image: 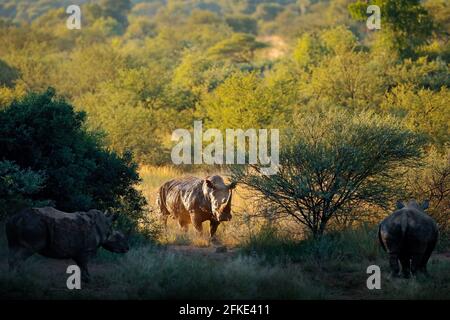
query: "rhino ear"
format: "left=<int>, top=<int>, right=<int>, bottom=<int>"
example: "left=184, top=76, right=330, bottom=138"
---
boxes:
left=396, top=200, right=404, bottom=210
left=205, top=178, right=215, bottom=190
left=421, top=200, right=430, bottom=210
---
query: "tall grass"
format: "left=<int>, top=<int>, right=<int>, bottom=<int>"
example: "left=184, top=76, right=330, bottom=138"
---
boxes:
left=241, top=224, right=382, bottom=264
left=1, top=166, right=448, bottom=300
left=0, top=244, right=326, bottom=299
left=1, top=221, right=449, bottom=299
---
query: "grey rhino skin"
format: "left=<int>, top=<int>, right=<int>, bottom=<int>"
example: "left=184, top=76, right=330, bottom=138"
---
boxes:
left=157, top=175, right=236, bottom=241
left=6, top=207, right=129, bottom=282
left=378, top=200, right=438, bottom=278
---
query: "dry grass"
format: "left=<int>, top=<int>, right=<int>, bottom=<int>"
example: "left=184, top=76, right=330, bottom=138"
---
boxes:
left=137, top=165, right=270, bottom=247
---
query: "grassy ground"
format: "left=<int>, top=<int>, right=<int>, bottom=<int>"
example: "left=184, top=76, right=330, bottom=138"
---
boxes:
left=1, top=224, right=449, bottom=299
left=1, top=166, right=449, bottom=299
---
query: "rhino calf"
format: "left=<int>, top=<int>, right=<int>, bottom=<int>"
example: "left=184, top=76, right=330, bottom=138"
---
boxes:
left=378, top=200, right=438, bottom=278
left=6, top=207, right=129, bottom=282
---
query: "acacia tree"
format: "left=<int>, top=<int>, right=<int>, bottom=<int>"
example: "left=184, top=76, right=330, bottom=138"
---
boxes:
left=231, top=108, right=426, bottom=237
left=207, top=33, right=267, bottom=63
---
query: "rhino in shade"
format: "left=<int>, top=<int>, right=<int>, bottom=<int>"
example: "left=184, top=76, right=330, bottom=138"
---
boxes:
left=6, top=207, right=129, bottom=282
left=157, top=175, right=236, bottom=242
left=378, top=200, right=438, bottom=278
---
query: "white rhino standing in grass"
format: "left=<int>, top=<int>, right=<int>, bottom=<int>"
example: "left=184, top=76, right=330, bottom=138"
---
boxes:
left=157, top=175, right=236, bottom=242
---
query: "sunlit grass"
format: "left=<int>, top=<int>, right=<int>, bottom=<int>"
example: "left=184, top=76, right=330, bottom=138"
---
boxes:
left=137, top=165, right=264, bottom=247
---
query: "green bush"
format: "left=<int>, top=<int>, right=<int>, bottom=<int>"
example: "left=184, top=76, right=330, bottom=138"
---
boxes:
left=0, top=88, right=148, bottom=234
left=0, top=160, right=47, bottom=219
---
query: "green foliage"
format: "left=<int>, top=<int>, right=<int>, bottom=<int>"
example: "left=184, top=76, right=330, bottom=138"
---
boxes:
left=381, top=85, right=450, bottom=147
left=255, top=3, right=284, bottom=21
left=100, top=0, right=132, bottom=30
left=405, top=148, right=450, bottom=249
left=306, top=50, right=387, bottom=110
left=125, top=17, right=157, bottom=39
left=293, top=33, right=327, bottom=68
left=0, top=59, right=19, bottom=87
left=0, top=0, right=447, bottom=221
left=0, top=0, right=449, bottom=300
left=0, top=89, right=147, bottom=232
left=0, top=160, right=46, bottom=219
left=225, top=15, right=258, bottom=34
left=386, top=57, right=450, bottom=90
left=349, top=0, right=434, bottom=57
left=200, top=71, right=287, bottom=130
left=207, top=33, right=267, bottom=63
left=0, top=0, right=446, bottom=167
left=231, top=108, right=426, bottom=236
left=320, top=25, right=358, bottom=54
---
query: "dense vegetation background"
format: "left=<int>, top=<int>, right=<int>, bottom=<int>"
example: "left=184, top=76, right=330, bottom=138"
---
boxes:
left=0, top=0, right=449, bottom=299
left=0, top=0, right=448, bottom=238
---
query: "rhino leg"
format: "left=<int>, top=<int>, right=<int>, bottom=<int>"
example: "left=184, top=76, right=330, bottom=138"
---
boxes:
left=74, top=256, right=90, bottom=283
left=8, top=247, right=34, bottom=271
left=178, top=219, right=189, bottom=233
left=192, top=214, right=204, bottom=234
left=411, top=254, right=424, bottom=276
left=209, top=220, right=220, bottom=238
left=399, top=254, right=411, bottom=278
left=419, top=241, right=436, bottom=275
left=419, top=256, right=431, bottom=275
left=388, top=253, right=400, bottom=277
left=160, top=214, right=168, bottom=231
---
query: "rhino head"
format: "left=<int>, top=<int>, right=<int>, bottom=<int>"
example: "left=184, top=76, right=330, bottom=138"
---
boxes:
left=90, top=210, right=130, bottom=253
left=102, top=230, right=129, bottom=253
left=396, top=199, right=430, bottom=211
left=203, top=175, right=237, bottom=222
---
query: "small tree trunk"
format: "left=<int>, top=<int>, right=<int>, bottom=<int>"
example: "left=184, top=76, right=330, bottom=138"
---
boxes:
left=317, top=218, right=329, bottom=237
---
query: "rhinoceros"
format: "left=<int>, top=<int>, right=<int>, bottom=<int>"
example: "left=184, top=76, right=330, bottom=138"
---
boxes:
left=378, top=200, right=438, bottom=278
left=156, top=175, right=236, bottom=241
left=6, top=207, right=129, bottom=282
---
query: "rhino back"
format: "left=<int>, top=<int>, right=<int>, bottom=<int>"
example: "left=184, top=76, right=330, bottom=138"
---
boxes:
left=18, top=208, right=101, bottom=259
left=403, top=209, right=438, bottom=243
left=161, top=177, right=210, bottom=215
left=6, top=208, right=47, bottom=252
left=380, top=208, right=438, bottom=253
